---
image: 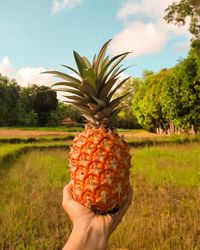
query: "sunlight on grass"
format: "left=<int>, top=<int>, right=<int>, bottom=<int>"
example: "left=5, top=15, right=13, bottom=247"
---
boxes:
left=0, top=141, right=71, bottom=167
left=0, top=144, right=25, bottom=157
left=131, top=143, right=200, bottom=186
left=0, top=150, right=70, bottom=249
left=0, top=145, right=200, bottom=249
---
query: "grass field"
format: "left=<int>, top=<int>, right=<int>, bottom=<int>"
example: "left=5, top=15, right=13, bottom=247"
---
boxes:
left=0, top=143, right=200, bottom=249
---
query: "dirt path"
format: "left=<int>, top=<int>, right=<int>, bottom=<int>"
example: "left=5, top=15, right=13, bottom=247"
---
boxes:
left=0, top=129, right=68, bottom=138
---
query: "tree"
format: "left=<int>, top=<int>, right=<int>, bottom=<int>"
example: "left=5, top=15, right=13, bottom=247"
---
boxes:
left=19, top=85, right=38, bottom=126
left=50, top=102, right=82, bottom=125
left=0, top=75, right=62, bottom=127
left=133, top=47, right=200, bottom=134
left=33, top=86, right=58, bottom=125
left=114, top=78, right=141, bottom=129
left=162, top=47, right=200, bottom=132
left=0, top=75, right=21, bottom=126
left=133, top=70, right=171, bottom=133
left=164, top=0, right=200, bottom=42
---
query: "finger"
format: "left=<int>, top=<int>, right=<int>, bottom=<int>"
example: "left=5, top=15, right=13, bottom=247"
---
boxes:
left=62, top=182, right=93, bottom=221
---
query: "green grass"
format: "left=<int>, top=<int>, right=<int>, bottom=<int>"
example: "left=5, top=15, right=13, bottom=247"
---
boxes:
left=0, top=134, right=75, bottom=144
left=1, top=133, right=200, bottom=145
left=0, top=144, right=200, bottom=249
left=0, top=150, right=70, bottom=250
left=1, top=131, right=200, bottom=168
left=127, top=134, right=200, bottom=146
left=0, top=142, right=71, bottom=167
left=0, top=144, right=25, bottom=157
left=131, top=143, right=200, bottom=186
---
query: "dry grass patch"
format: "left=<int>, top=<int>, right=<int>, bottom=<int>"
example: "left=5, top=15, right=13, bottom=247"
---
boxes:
left=109, top=175, right=200, bottom=250
left=0, top=128, right=69, bottom=138
left=0, top=145, right=200, bottom=249
left=0, top=150, right=70, bottom=250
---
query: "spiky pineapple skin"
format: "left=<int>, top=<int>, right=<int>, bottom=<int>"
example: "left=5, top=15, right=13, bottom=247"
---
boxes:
left=69, top=127, right=131, bottom=214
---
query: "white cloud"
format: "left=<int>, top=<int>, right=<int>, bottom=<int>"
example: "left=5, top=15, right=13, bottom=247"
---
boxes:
left=15, top=67, right=53, bottom=87
left=0, top=57, right=15, bottom=76
left=0, top=57, right=71, bottom=101
left=110, top=0, right=191, bottom=58
left=118, top=0, right=173, bottom=20
left=52, top=0, right=82, bottom=15
left=110, top=21, right=168, bottom=57
left=0, top=57, right=53, bottom=88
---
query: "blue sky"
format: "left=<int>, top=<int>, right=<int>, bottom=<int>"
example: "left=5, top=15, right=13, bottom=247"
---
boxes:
left=0, top=0, right=190, bottom=87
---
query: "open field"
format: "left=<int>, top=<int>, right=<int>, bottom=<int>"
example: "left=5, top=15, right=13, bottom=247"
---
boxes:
left=0, top=144, right=200, bottom=250
left=131, top=143, right=200, bottom=186
left=0, top=127, right=155, bottom=139
left=1, top=127, right=200, bottom=147
left=0, top=127, right=76, bottom=138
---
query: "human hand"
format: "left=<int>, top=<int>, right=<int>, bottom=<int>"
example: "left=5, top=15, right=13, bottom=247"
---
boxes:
left=62, top=182, right=133, bottom=250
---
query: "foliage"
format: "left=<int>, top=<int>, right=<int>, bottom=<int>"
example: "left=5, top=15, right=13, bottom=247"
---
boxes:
left=133, top=48, right=200, bottom=133
left=0, top=76, right=21, bottom=126
left=50, top=102, right=82, bottom=125
left=162, top=48, right=200, bottom=132
left=164, top=0, right=200, bottom=40
left=33, top=86, right=58, bottom=125
left=0, top=76, right=60, bottom=126
left=133, top=69, right=171, bottom=132
left=115, top=78, right=141, bottom=129
left=19, top=85, right=39, bottom=126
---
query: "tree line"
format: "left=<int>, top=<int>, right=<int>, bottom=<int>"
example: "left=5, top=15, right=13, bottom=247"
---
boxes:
left=0, top=76, right=81, bottom=126
left=132, top=46, right=200, bottom=134
left=128, top=0, right=200, bottom=133
left=0, top=45, right=199, bottom=132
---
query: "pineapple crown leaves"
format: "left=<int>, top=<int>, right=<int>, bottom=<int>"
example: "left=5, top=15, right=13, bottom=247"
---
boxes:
left=42, top=39, right=133, bottom=128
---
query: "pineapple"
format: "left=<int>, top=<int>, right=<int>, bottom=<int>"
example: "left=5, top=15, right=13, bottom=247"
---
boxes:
left=44, top=40, right=131, bottom=214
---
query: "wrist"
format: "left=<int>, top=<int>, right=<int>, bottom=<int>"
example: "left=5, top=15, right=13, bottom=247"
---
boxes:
left=64, top=222, right=108, bottom=250
left=73, top=222, right=108, bottom=250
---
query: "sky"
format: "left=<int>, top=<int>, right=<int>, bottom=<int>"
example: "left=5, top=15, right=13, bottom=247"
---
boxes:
left=0, top=0, right=191, bottom=89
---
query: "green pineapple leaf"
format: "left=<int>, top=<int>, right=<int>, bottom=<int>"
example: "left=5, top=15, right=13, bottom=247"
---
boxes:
left=107, top=92, right=131, bottom=110
left=80, top=82, right=96, bottom=97
left=95, top=39, right=112, bottom=75
left=51, top=82, right=80, bottom=90
left=97, top=52, right=130, bottom=83
left=102, top=52, right=130, bottom=82
left=61, top=65, right=81, bottom=78
left=82, top=56, right=92, bottom=68
left=52, top=88, right=83, bottom=97
left=64, top=95, right=89, bottom=105
left=99, top=77, right=119, bottom=100
left=92, top=53, right=97, bottom=68
left=73, top=51, right=87, bottom=76
left=42, top=70, right=81, bottom=85
left=107, top=77, right=131, bottom=101
left=91, top=95, right=106, bottom=107
left=83, top=68, right=96, bottom=91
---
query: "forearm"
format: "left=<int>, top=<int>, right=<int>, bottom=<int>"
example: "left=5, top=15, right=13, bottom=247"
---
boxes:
left=63, top=224, right=108, bottom=250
